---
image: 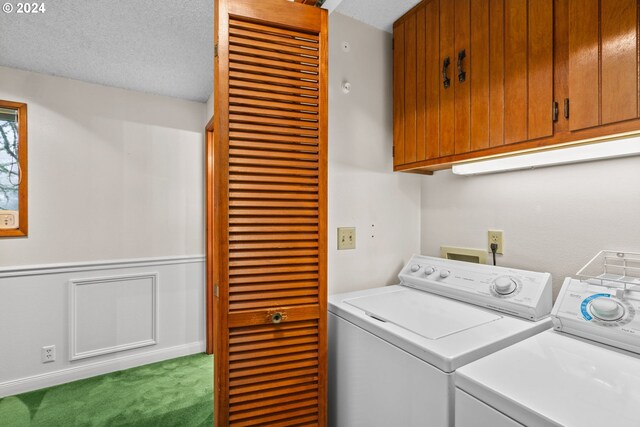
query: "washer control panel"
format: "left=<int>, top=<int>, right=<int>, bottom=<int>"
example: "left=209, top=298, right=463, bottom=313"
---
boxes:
left=398, top=255, right=552, bottom=321
left=552, top=278, right=640, bottom=354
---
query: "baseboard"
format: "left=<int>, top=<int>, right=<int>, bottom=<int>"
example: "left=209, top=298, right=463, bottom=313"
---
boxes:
left=0, top=342, right=205, bottom=398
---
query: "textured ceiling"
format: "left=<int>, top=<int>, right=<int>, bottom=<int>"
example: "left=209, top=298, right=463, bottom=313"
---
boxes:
left=0, top=0, right=214, bottom=102
left=0, top=0, right=411, bottom=102
left=335, top=0, right=422, bottom=32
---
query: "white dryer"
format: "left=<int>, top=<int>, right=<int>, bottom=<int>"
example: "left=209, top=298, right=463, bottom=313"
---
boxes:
left=455, top=252, right=640, bottom=427
left=328, top=254, right=553, bottom=427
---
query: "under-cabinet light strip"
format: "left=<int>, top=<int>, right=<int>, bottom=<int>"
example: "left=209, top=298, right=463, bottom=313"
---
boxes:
left=452, top=135, right=640, bottom=175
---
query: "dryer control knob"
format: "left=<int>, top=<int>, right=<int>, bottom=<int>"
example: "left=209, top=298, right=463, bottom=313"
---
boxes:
left=440, top=270, right=450, bottom=278
left=410, top=264, right=420, bottom=272
left=590, top=298, right=624, bottom=321
left=423, top=267, right=435, bottom=275
left=494, top=277, right=517, bottom=295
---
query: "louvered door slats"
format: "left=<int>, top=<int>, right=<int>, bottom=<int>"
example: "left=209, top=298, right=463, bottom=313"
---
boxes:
left=228, top=29, right=318, bottom=51
left=229, top=116, right=318, bottom=130
left=230, top=76, right=319, bottom=94
left=230, top=396, right=319, bottom=422
left=229, top=381, right=318, bottom=405
left=229, top=288, right=318, bottom=300
left=230, top=105, right=318, bottom=120
left=230, top=185, right=319, bottom=194
left=229, top=256, right=318, bottom=266
left=214, top=1, right=326, bottom=424
left=229, top=282, right=318, bottom=294
left=229, top=36, right=319, bottom=58
left=229, top=390, right=318, bottom=413
left=230, top=20, right=319, bottom=44
left=232, top=406, right=318, bottom=427
left=230, top=73, right=319, bottom=90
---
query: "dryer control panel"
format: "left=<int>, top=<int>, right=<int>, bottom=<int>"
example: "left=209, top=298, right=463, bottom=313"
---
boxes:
left=552, top=277, right=640, bottom=354
left=398, top=255, right=552, bottom=321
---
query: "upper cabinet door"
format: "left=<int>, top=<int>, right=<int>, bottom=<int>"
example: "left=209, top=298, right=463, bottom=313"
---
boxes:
left=569, top=0, right=639, bottom=131
left=454, top=0, right=554, bottom=150
left=393, top=0, right=441, bottom=167
left=458, top=0, right=553, bottom=149
left=493, top=0, right=554, bottom=146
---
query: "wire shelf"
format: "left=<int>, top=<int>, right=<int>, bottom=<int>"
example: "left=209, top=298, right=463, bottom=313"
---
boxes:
left=577, top=251, right=640, bottom=290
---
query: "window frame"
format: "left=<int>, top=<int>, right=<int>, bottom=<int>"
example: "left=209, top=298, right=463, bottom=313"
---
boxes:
left=0, top=99, right=28, bottom=237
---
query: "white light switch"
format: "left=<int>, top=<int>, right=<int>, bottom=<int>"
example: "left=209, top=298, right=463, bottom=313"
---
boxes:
left=0, top=211, right=18, bottom=230
left=338, top=227, right=356, bottom=250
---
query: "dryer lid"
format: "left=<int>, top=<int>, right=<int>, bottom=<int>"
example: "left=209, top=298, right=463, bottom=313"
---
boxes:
left=345, top=288, right=501, bottom=340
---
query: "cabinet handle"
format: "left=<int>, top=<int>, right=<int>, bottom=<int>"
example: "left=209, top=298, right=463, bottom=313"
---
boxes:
left=457, top=50, right=466, bottom=83
left=564, top=98, right=570, bottom=119
left=442, top=57, right=451, bottom=89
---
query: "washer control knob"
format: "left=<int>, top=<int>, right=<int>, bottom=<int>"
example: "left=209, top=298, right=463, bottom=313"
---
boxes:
left=423, top=267, right=435, bottom=275
left=440, top=270, right=450, bottom=278
left=494, top=277, right=517, bottom=295
left=590, top=298, right=624, bottom=321
left=410, top=264, right=420, bottom=272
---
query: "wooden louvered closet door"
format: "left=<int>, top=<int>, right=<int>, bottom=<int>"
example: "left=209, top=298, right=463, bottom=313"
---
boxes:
left=212, top=0, right=328, bottom=425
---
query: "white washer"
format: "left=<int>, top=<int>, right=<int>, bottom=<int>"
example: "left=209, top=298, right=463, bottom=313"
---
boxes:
left=455, top=277, right=640, bottom=427
left=328, top=254, right=553, bottom=427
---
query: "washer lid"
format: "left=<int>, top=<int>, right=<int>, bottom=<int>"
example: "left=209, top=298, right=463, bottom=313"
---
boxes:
left=345, top=288, right=501, bottom=339
left=455, top=330, right=640, bottom=427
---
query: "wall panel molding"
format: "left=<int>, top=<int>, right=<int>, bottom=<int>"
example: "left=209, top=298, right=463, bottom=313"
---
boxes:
left=68, top=273, right=159, bottom=361
left=0, top=255, right=205, bottom=278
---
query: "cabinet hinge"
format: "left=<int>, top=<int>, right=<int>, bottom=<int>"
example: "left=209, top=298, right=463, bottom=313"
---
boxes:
left=564, top=98, right=570, bottom=119
left=552, top=101, right=559, bottom=122
left=214, top=284, right=219, bottom=298
left=392, top=145, right=395, bottom=158
left=214, top=44, right=219, bottom=58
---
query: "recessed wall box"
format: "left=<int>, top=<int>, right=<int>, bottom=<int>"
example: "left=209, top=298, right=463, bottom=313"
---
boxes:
left=440, top=246, right=487, bottom=264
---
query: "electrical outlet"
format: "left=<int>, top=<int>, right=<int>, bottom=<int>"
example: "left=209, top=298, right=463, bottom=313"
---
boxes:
left=337, top=227, right=356, bottom=250
left=42, top=345, right=56, bottom=363
left=488, top=230, right=504, bottom=254
left=0, top=211, right=19, bottom=230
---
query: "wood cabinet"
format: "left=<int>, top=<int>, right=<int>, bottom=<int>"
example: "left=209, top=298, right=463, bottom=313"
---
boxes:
left=568, top=0, right=639, bottom=131
left=394, top=0, right=640, bottom=173
left=394, top=0, right=553, bottom=170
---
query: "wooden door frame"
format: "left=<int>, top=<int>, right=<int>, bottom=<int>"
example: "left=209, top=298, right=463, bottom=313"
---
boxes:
left=205, top=115, right=215, bottom=355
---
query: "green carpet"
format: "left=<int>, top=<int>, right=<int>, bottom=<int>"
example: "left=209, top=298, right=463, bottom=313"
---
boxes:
left=0, top=353, right=213, bottom=427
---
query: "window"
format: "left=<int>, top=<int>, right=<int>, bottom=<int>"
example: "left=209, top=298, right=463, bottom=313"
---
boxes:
left=0, top=100, right=27, bottom=237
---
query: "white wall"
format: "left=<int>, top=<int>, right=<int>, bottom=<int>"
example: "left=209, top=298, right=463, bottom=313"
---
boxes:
left=328, top=13, right=422, bottom=294
left=0, top=66, right=206, bottom=266
left=420, top=156, right=640, bottom=298
left=0, top=67, right=207, bottom=396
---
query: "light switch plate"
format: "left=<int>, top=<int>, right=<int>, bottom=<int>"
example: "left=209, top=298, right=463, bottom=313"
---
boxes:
left=0, top=210, right=19, bottom=230
left=337, top=227, right=356, bottom=250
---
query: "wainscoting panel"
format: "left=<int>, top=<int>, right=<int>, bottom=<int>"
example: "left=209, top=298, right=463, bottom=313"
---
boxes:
left=69, top=273, right=158, bottom=361
left=0, top=256, right=205, bottom=398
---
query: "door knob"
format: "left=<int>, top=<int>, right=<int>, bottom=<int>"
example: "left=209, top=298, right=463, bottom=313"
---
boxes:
left=271, top=312, right=284, bottom=324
